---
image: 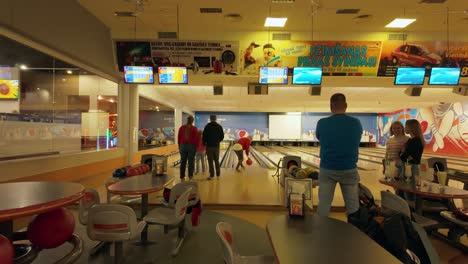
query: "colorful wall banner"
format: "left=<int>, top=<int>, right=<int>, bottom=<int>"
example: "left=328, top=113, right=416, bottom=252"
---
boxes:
left=116, top=40, right=239, bottom=73
left=240, top=41, right=382, bottom=76
left=377, top=41, right=468, bottom=77
left=377, top=103, right=468, bottom=157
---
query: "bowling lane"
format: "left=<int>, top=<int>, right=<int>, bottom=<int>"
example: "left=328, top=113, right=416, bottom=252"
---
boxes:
left=253, top=146, right=285, bottom=166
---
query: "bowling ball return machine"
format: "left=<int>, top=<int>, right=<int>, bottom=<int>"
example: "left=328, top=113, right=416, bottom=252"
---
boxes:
left=277, top=155, right=301, bottom=186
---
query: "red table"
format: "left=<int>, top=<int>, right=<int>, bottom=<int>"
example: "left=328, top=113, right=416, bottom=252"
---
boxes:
left=107, top=173, right=174, bottom=242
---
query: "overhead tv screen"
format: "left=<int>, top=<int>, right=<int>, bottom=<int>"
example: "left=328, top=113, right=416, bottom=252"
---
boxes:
left=428, top=67, right=461, bottom=86
left=0, top=80, right=19, bottom=100
left=124, top=66, right=154, bottom=84
left=259, top=67, right=288, bottom=84
left=292, top=67, right=322, bottom=85
left=158, top=67, right=188, bottom=84
left=394, top=67, right=425, bottom=85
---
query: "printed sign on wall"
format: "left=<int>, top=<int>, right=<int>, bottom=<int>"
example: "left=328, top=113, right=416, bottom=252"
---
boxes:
left=377, top=41, right=468, bottom=77
left=240, top=41, right=382, bottom=76
left=116, top=40, right=239, bottom=74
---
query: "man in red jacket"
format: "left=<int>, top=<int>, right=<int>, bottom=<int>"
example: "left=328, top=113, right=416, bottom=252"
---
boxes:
left=233, top=136, right=252, bottom=171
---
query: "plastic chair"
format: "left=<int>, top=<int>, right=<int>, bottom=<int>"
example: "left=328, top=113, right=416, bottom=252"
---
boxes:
left=79, top=188, right=100, bottom=225
left=143, top=187, right=192, bottom=256
left=411, top=222, right=440, bottom=264
left=381, top=191, right=437, bottom=228
left=216, top=222, right=275, bottom=264
left=163, top=181, right=200, bottom=208
left=87, top=204, right=146, bottom=264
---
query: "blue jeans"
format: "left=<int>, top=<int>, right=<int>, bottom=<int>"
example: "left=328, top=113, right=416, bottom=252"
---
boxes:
left=318, top=168, right=360, bottom=217
left=180, top=144, right=196, bottom=179
left=195, top=151, right=206, bottom=173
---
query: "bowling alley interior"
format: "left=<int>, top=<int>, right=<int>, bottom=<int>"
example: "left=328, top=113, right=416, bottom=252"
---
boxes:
left=1, top=0, right=468, bottom=263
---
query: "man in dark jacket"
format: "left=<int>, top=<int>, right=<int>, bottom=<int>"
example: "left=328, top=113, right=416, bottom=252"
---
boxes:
left=203, top=115, right=224, bottom=180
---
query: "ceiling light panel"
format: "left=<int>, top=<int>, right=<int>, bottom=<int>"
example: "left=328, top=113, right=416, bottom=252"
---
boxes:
left=265, top=17, right=288, bottom=27
left=385, top=18, right=416, bottom=28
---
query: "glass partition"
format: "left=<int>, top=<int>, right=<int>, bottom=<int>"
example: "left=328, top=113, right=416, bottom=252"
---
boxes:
left=138, top=96, right=174, bottom=150
left=0, top=35, right=118, bottom=160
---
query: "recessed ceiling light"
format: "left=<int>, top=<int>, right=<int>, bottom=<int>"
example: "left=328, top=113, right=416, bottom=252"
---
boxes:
left=67, top=70, right=72, bottom=74
left=265, top=17, right=288, bottom=27
left=19, top=65, right=28, bottom=70
left=98, top=95, right=103, bottom=100
left=385, top=18, right=416, bottom=28
left=109, top=99, right=114, bottom=103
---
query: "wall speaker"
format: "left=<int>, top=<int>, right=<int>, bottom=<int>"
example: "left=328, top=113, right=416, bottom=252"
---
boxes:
left=452, top=85, right=468, bottom=96
left=247, top=83, right=268, bottom=95
left=213, top=85, right=223, bottom=95
left=308, top=86, right=321, bottom=96
left=404, top=86, right=422, bottom=96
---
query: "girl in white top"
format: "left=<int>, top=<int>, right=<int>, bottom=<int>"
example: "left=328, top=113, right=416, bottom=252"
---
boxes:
left=384, top=121, right=410, bottom=177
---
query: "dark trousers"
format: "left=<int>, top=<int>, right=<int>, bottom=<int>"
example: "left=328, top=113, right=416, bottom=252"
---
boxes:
left=235, top=150, right=244, bottom=170
left=206, top=147, right=220, bottom=177
left=180, top=144, right=196, bottom=179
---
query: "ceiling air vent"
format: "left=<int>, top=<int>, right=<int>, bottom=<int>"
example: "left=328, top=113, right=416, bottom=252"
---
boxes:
left=200, top=8, right=222, bottom=13
left=272, top=33, right=291, bottom=40
left=419, top=0, right=447, bottom=3
left=158, top=32, right=177, bottom=39
left=388, top=33, right=408, bottom=41
left=336, top=9, right=360, bottom=14
left=353, top=14, right=373, bottom=24
left=272, top=0, right=295, bottom=3
left=114, top=11, right=136, bottom=17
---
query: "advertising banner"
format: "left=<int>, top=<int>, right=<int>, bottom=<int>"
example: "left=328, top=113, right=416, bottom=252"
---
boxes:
left=116, top=40, right=239, bottom=73
left=240, top=40, right=382, bottom=76
left=377, top=40, right=468, bottom=77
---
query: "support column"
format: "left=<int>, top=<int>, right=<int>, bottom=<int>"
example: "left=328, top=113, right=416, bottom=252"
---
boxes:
left=128, top=85, right=139, bottom=164
left=117, top=81, right=129, bottom=151
left=174, top=108, right=183, bottom=145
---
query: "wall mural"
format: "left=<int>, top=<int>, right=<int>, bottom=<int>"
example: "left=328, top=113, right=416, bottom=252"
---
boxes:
left=196, top=112, right=377, bottom=142
left=377, top=103, right=468, bottom=156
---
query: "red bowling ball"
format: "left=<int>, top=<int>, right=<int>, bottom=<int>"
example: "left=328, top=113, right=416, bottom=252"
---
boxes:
left=27, top=208, right=75, bottom=249
left=0, top=235, right=14, bottom=264
left=246, top=158, right=253, bottom=166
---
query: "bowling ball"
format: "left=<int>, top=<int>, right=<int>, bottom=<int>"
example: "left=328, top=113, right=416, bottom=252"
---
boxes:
left=246, top=158, right=253, bottom=166
left=286, top=160, right=298, bottom=169
left=27, top=208, right=75, bottom=249
left=290, top=167, right=301, bottom=177
left=288, top=165, right=298, bottom=174
left=0, top=234, right=13, bottom=264
left=295, top=169, right=307, bottom=179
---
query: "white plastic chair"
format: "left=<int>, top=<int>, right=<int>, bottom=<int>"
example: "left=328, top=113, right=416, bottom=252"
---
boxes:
left=163, top=181, right=200, bottom=208
left=87, top=204, right=146, bottom=264
left=143, top=187, right=192, bottom=256
left=381, top=191, right=437, bottom=228
left=79, top=188, right=100, bottom=225
left=216, top=222, right=275, bottom=264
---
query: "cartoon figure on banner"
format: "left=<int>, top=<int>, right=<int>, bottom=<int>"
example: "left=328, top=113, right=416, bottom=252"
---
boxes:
left=241, top=42, right=260, bottom=69
left=262, top=44, right=282, bottom=67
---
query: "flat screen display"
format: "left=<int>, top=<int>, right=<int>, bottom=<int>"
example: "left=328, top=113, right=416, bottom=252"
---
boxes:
left=0, top=80, right=19, bottom=100
left=292, top=67, right=322, bottom=85
left=428, top=67, right=461, bottom=86
left=158, top=67, right=188, bottom=84
left=394, top=67, right=426, bottom=85
left=124, top=66, right=154, bottom=84
left=259, top=67, right=288, bottom=84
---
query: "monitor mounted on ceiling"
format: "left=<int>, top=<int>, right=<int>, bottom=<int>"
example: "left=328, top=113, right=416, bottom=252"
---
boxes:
left=158, top=66, right=188, bottom=84
left=292, top=67, right=323, bottom=85
left=259, top=67, right=288, bottom=84
left=428, top=67, right=461, bottom=86
left=124, top=66, right=155, bottom=84
left=394, top=67, right=426, bottom=86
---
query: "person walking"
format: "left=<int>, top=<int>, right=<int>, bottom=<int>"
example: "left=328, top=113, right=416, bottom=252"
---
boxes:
left=178, top=116, right=198, bottom=180
left=202, top=115, right=224, bottom=180
left=316, top=93, right=363, bottom=217
left=233, top=136, right=252, bottom=172
left=195, top=130, right=206, bottom=175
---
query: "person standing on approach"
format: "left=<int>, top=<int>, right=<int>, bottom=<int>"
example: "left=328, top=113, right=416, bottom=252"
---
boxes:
left=195, top=130, right=206, bottom=175
left=203, top=115, right=224, bottom=180
left=400, top=119, right=425, bottom=179
left=233, top=136, right=252, bottom=171
left=384, top=121, right=410, bottom=177
left=178, top=116, right=198, bottom=180
left=316, top=93, right=363, bottom=217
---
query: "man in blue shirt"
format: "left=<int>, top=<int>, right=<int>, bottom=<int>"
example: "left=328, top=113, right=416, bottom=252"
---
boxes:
left=316, top=93, right=363, bottom=216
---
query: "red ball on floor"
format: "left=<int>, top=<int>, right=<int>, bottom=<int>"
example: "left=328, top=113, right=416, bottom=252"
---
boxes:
left=27, top=207, right=75, bottom=249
